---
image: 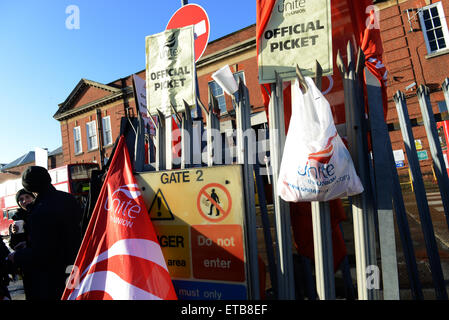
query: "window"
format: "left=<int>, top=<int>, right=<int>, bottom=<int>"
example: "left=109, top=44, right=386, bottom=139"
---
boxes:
left=233, top=71, right=246, bottom=102
left=73, top=126, right=82, bottom=154
left=419, top=2, right=449, bottom=55
left=233, top=71, right=245, bottom=86
left=208, top=71, right=246, bottom=114
left=208, top=81, right=227, bottom=113
left=438, top=101, right=448, bottom=113
left=86, top=121, right=98, bottom=151
left=102, top=116, right=113, bottom=146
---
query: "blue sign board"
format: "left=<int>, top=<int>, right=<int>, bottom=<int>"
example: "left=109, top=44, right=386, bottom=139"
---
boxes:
left=395, top=161, right=405, bottom=168
left=173, top=280, right=247, bottom=300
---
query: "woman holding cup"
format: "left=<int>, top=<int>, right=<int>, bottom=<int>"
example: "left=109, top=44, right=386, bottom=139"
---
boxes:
left=9, top=189, right=35, bottom=250
left=7, top=189, right=35, bottom=299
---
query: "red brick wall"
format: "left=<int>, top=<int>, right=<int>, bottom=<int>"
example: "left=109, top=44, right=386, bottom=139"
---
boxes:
left=380, top=0, right=449, bottom=119
left=379, top=0, right=449, bottom=180
left=197, top=55, right=265, bottom=116
left=203, top=25, right=256, bottom=57
left=61, top=100, right=129, bottom=167
left=71, top=86, right=112, bottom=110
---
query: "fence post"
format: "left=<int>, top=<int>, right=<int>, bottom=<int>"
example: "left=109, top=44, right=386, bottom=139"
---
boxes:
left=311, top=201, right=335, bottom=299
left=205, top=90, right=221, bottom=167
left=305, top=62, right=335, bottom=300
left=180, top=101, right=193, bottom=169
left=254, top=162, right=278, bottom=297
left=417, top=85, right=449, bottom=229
left=337, top=45, right=378, bottom=300
left=165, top=115, right=173, bottom=170
left=365, top=68, right=400, bottom=300
left=268, top=73, right=294, bottom=299
left=365, top=73, right=422, bottom=300
left=443, top=78, right=449, bottom=107
left=134, top=112, right=146, bottom=172
left=155, top=110, right=166, bottom=171
left=391, top=156, right=424, bottom=299
left=394, top=91, right=448, bottom=300
left=235, top=80, right=260, bottom=299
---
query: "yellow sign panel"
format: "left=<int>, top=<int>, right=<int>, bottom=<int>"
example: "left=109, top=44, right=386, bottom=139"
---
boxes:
left=155, top=225, right=191, bottom=278
left=148, top=189, right=175, bottom=220
left=136, top=165, right=248, bottom=295
left=415, top=139, right=423, bottom=150
left=136, top=165, right=245, bottom=226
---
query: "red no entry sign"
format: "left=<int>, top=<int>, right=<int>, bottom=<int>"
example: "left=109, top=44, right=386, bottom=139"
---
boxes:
left=166, top=4, right=210, bottom=62
left=197, top=183, right=232, bottom=223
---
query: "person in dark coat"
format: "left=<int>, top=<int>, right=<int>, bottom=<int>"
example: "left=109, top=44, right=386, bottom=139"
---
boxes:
left=0, top=238, right=12, bottom=300
left=8, top=166, right=83, bottom=300
left=7, top=189, right=35, bottom=299
left=9, top=189, right=35, bottom=250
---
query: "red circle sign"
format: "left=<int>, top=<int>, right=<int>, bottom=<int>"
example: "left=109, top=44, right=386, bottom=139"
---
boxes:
left=197, top=183, right=232, bottom=223
left=166, top=4, right=210, bottom=62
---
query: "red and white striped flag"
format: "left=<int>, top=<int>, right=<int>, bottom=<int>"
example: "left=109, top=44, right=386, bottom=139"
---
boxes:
left=62, top=135, right=177, bottom=300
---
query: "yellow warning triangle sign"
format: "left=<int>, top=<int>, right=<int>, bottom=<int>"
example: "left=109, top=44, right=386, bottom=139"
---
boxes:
left=148, top=189, right=175, bottom=220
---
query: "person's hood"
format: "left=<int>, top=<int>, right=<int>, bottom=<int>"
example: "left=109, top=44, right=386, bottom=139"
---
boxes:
left=22, top=166, right=52, bottom=193
left=15, top=188, right=34, bottom=208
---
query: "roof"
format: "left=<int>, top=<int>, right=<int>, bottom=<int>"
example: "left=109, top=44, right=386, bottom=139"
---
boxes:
left=1, top=151, right=35, bottom=171
left=48, top=146, right=62, bottom=156
left=53, top=78, right=121, bottom=120
left=0, top=146, right=62, bottom=172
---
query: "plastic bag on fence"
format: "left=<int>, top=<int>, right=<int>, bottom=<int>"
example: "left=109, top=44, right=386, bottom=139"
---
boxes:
left=277, top=77, right=364, bottom=202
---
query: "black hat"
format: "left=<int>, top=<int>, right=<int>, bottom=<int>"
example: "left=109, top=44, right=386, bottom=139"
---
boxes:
left=15, top=188, right=35, bottom=206
left=22, top=166, right=52, bottom=193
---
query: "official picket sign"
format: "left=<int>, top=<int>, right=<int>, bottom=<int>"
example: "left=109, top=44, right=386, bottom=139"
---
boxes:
left=135, top=165, right=250, bottom=300
left=258, top=0, right=333, bottom=83
left=145, top=25, right=195, bottom=116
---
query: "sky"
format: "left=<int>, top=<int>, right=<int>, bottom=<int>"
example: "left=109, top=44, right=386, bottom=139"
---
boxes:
left=0, top=0, right=256, bottom=164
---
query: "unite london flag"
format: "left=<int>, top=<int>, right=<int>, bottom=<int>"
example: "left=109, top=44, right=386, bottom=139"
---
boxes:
left=62, top=135, right=177, bottom=300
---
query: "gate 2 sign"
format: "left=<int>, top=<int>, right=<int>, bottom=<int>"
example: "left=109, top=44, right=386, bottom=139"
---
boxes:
left=136, top=165, right=250, bottom=300
left=166, top=4, right=210, bottom=62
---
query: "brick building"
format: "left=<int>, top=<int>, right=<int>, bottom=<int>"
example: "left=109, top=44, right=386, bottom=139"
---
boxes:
left=53, top=24, right=266, bottom=169
left=376, top=0, right=449, bottom=179
left=53, top=1, right=449, bottom=181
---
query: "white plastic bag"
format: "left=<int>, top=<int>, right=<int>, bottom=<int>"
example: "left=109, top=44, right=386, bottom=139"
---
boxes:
left=277, top=77, right=364, bottom=202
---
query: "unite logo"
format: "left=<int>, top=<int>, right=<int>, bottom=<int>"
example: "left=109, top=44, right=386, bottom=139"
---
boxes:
left=298, top=132, right=337, bottom=179
left=104, top=184, right=143, bottom=227
left=161, top=31, right=181, bottom=60
left=307, top=132, right=337, bottom=165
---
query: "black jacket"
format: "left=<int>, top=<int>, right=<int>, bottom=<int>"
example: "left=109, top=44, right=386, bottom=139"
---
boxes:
left=14, top=185, right=82, bottom=300
left=0, top=238, right=12, bottom=299
left=9, top=208, right=30, bottom=250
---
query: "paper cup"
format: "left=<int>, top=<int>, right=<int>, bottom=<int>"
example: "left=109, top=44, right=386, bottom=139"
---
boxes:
left=14, top=220, right=24, bottom=234
left=211, top=65, right=238, bottom=95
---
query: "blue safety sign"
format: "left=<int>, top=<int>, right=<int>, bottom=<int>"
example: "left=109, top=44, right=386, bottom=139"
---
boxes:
left=172, top=280, right=247, bottom=300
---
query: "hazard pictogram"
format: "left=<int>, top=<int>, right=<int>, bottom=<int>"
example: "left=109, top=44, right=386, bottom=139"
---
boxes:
left=149, top=189, right=175, bottom=220
left=197, top=183, right=232, bottom=223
